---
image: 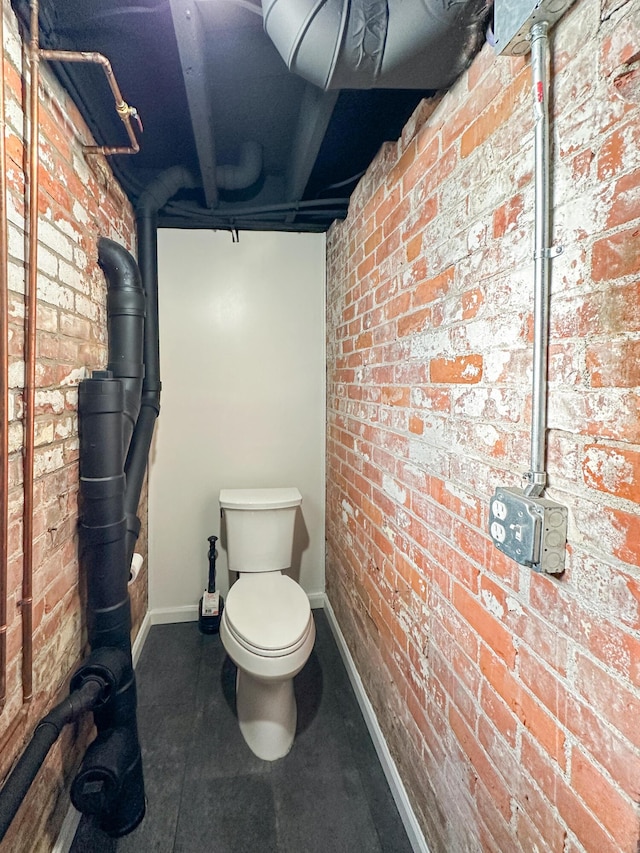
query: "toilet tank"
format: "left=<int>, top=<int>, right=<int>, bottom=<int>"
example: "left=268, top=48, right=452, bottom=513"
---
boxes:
left=219, top=487, right=302, bottom=572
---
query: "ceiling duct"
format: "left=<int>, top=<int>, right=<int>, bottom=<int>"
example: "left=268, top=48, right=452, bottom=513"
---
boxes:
left=262, top=0, right=490, bottom=91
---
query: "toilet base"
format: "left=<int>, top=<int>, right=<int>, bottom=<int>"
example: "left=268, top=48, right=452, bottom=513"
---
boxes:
left=236, top=669, right=297, bottom=761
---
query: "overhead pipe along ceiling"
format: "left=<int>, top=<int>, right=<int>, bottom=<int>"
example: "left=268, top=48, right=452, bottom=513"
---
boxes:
left=169, top=0, right=266, bottom=208
left=262, top=0, right=490, bottom=91
left=11, top=0, right=492, bottom=232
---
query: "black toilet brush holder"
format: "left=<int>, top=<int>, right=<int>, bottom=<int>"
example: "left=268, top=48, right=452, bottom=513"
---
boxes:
left=198, top=534, right=224, bottom=634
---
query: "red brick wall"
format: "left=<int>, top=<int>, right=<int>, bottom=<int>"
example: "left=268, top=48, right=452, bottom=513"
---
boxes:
left=326, top=0, right=640, bottom=850
left=1, top=3, right=146, bottom=849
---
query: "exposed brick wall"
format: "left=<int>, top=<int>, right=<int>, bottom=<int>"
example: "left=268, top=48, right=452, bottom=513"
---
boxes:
left=325, top=0, right=640, bottom=850
left=1, top=3, right=146, bottom=849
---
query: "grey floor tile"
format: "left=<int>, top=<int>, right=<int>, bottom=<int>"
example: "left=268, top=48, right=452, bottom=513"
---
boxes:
left=118, top=704, right=194, bottom=853
left=183, top=696, right=272, bottom=780
left=70, top=608, right=413, bottom=853
left=136, top=641, right=201, bottom=709
left=69, top=816, right=117, bottom=853
left=272, top=764, right=383, bottom=853
left=173, top=774, right=278, bottom=853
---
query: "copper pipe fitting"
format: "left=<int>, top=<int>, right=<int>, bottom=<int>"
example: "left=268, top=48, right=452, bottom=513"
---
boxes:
left=38, top=49, right=141, bottom=155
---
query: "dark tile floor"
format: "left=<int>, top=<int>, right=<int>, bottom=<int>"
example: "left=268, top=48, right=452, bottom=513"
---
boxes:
left=70, top=609, right=413, bottom=853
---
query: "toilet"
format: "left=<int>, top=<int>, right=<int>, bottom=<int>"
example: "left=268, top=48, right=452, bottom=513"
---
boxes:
left=219, top=487, right=315, bottom=761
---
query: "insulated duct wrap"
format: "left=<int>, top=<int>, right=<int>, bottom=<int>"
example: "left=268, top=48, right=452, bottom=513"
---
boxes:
left=262, top=0, right=489, bottom=90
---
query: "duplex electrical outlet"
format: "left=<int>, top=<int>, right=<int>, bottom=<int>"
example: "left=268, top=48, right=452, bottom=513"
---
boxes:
left=489, top=487, right=567, bottom=574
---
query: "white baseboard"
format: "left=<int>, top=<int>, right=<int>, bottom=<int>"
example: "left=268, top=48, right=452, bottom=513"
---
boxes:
left=52, top=805, right=81, bottom=853
left=323, top=596, right=430, bottom=853
left=308, top=590, right=326, bottom=609
left=149, top=604, right=200, bottom=624
left=131, top=611, right=152, bottom=667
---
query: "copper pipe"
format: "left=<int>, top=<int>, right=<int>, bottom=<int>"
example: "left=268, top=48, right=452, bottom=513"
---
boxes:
left=0, top=0, right=10, bottom=714
left=38, top=49, right=141, bottom=155
left=20, top=0, right=42, bottom=706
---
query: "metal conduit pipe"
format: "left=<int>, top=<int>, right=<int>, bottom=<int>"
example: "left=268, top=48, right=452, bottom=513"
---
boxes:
left=524, top=21, right=560, bottom=498
left=0, top=0, right=9, bottom=715
left=262, top=0, right=489, bottom=91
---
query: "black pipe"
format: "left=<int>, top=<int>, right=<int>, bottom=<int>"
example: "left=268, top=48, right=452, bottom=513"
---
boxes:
left=123, top=166, right=197, bottom=565
left=97, top=235, right=147, bottom=567
left=72, top=241, right=148, bottom=836
left=78, top=373, right=131, bottom=653
left=98, top=237, right=146, bottom=456
left=76, top=369, right=145, bottom=833
left=71, top=650, right=145, bottom=835
left=0, top=678, right=106, bottom=840
left=0, top=239, right=148, bottom=839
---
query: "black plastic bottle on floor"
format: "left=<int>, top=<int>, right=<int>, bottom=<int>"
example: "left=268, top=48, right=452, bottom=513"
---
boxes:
left=199, top=535, right=224, bottom=634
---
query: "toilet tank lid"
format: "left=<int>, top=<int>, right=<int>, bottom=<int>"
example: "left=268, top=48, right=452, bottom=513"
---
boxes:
left=219, top=487, right=302, bottom=510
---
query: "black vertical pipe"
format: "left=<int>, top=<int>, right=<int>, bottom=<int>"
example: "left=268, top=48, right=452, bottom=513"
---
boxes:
left=77, top=374, right=129, bottom=653
left=123, top=210, right=159, bottom=566
left=74, top=370, right=146, bottom=836
left=98, top=237, right=146, bottom=456
left=0, top=236, right=149, bottom=838
left=72, top=237, right=149, bottom=836
left=124, top=166, right=197, bottom=566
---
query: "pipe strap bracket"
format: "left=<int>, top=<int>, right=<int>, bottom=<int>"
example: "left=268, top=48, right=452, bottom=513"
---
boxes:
left=533, top=244, right=563, bottom=260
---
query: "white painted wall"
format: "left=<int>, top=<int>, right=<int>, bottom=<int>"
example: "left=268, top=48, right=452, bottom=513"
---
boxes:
left=149, top=230, right=326, bottom=618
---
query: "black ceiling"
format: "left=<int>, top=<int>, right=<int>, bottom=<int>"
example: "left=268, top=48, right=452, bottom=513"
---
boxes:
left=16, top=0, right=488, bottom=232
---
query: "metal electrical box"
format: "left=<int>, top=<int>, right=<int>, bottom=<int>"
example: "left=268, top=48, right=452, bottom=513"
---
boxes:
left=493, top=0, right=577, bottom=55
left=489, top=487, right=567, bottom=574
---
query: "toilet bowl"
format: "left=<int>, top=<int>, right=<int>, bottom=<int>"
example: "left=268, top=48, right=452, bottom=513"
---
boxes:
left=219, top=488, right=315, bottom=761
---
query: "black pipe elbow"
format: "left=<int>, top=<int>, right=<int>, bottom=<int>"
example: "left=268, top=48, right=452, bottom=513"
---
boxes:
left=71, top=726, right=145, bottom=837
left=0, top=679, right=107, bottom=842
left=98, top=238, right=146, bottom=454
left=70, top=647, right=131, bottom=706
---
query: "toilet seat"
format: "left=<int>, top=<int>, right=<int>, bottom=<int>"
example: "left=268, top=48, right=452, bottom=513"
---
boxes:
left=224, top=573, right=312, bottom=658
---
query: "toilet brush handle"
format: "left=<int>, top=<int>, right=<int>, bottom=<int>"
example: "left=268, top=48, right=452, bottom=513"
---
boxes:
left=207, top=535, right=218, bottom=594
